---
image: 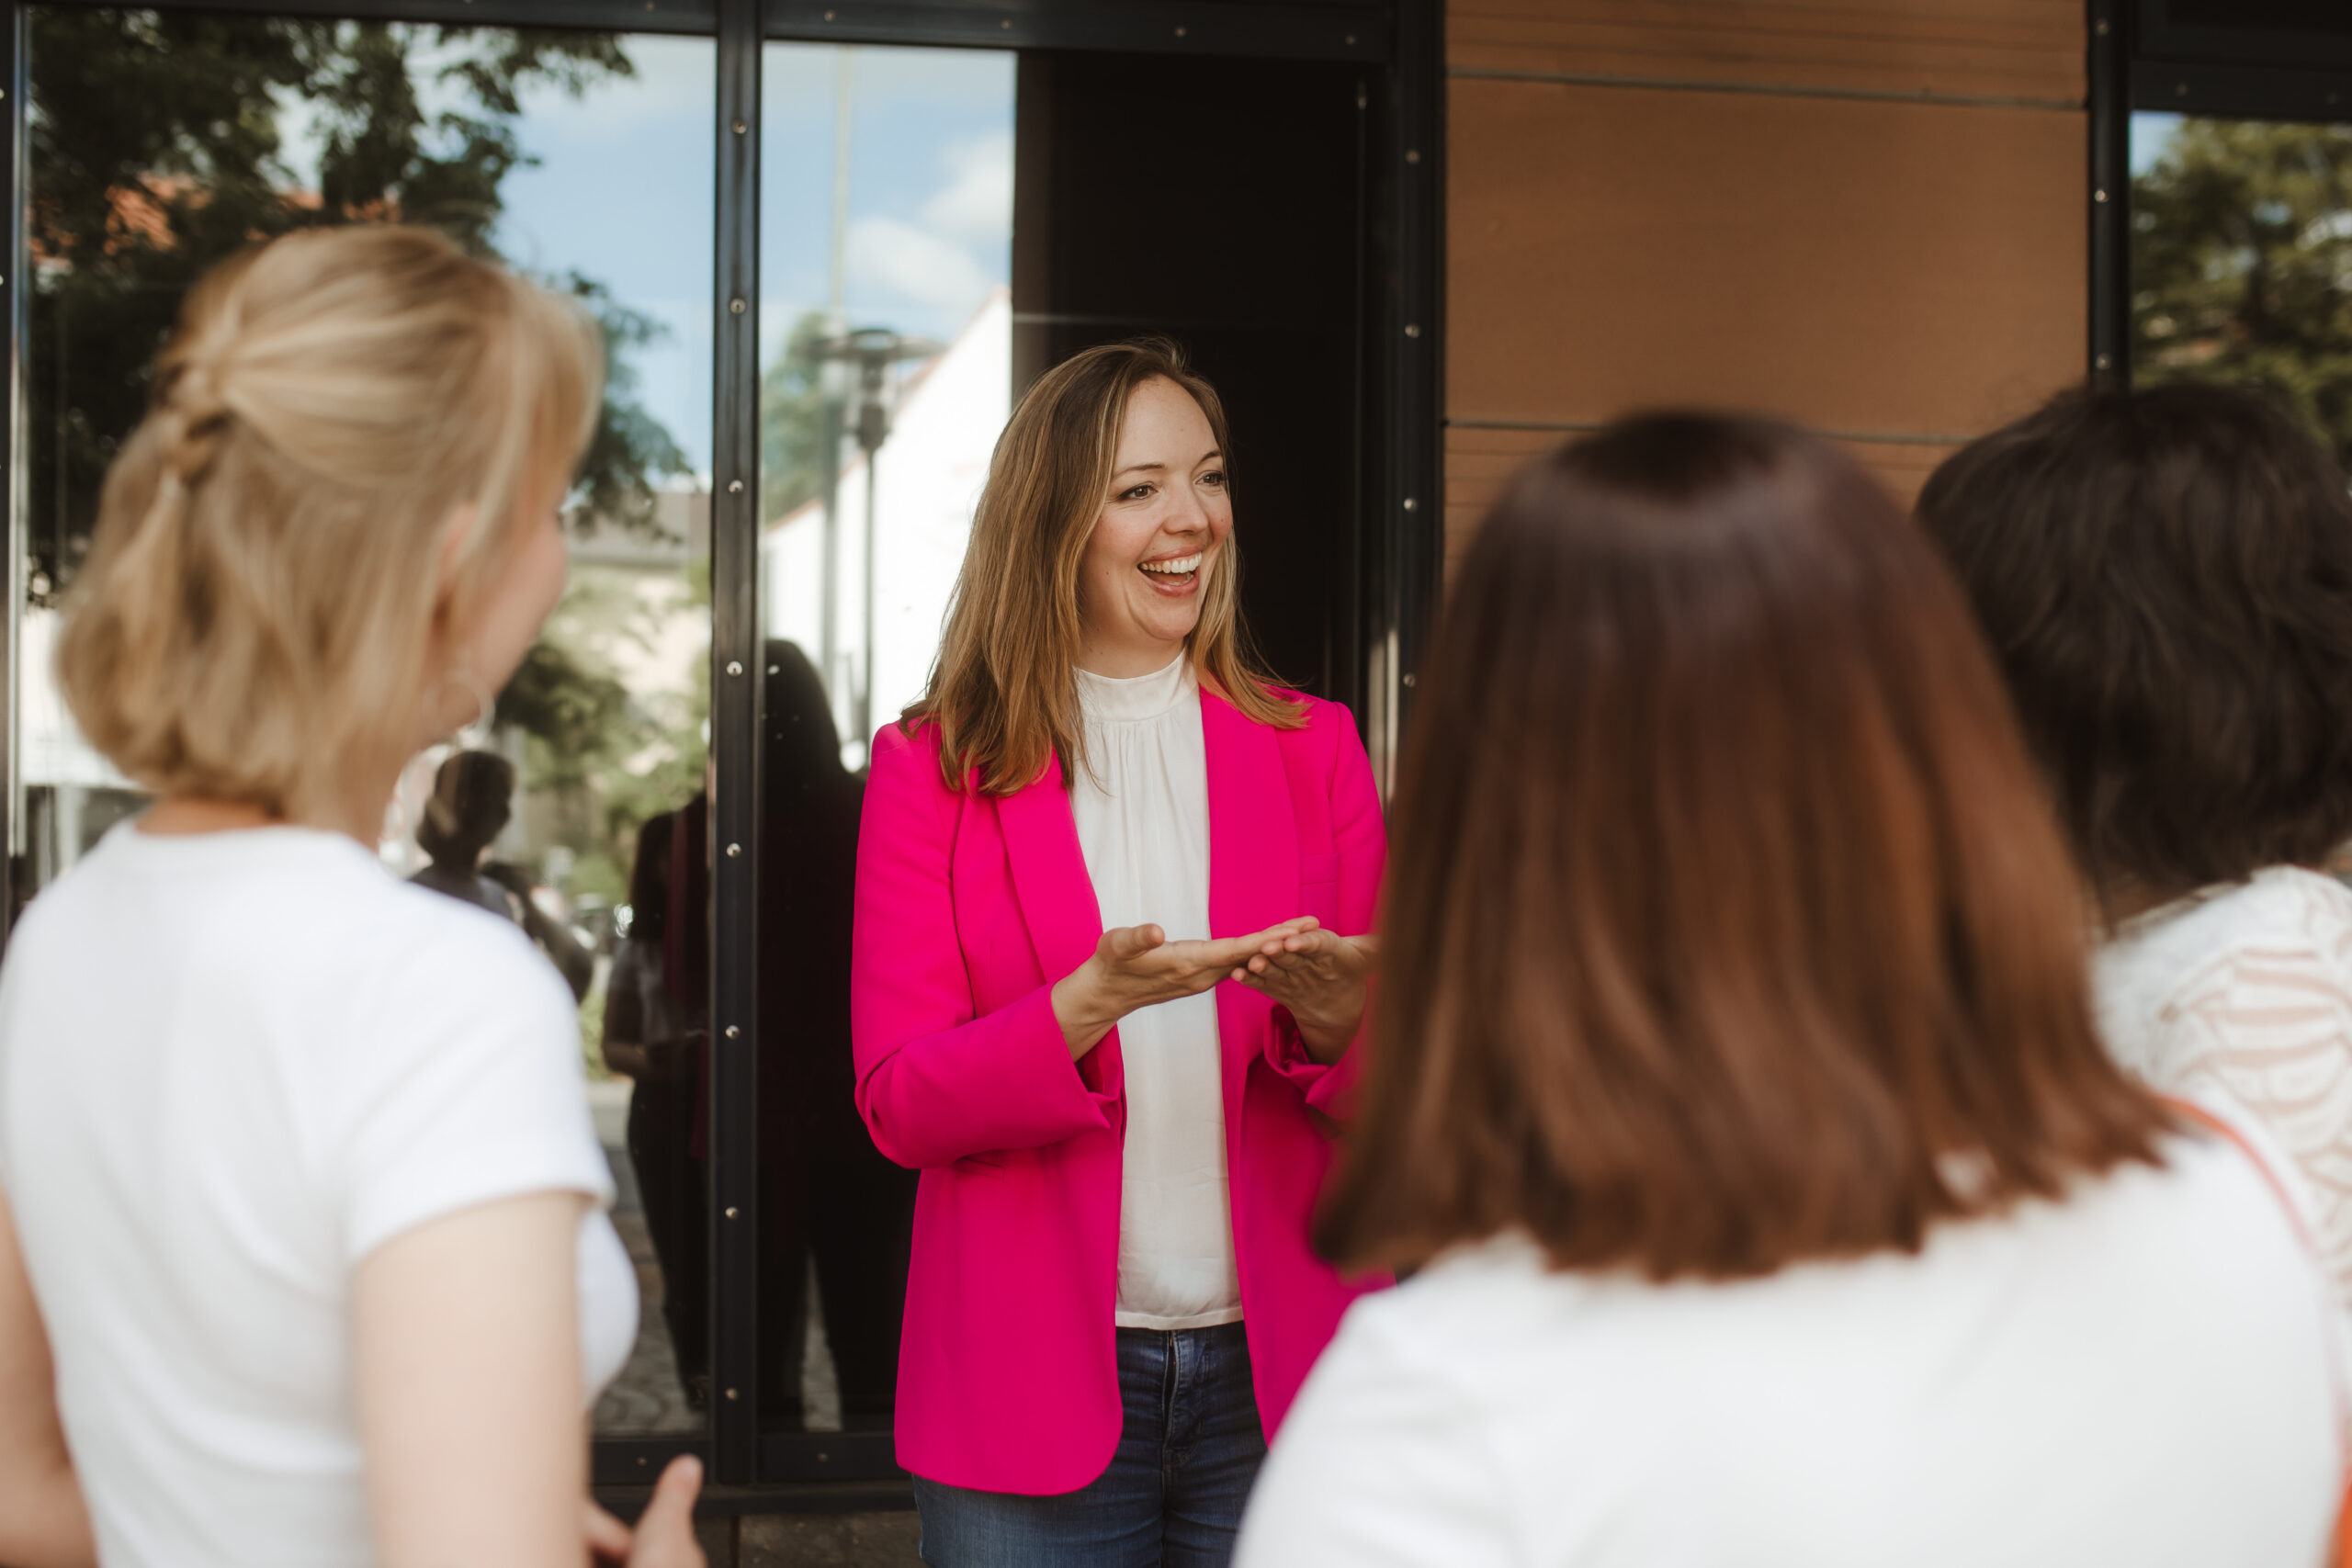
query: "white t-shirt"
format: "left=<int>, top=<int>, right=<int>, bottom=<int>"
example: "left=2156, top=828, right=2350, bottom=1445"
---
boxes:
left=2095, top=865, right=2352, bottom=1306
left=1238, top=1134, right=2341, bottom=1568
left=0, top=824, right=636, bottom=1568
left=1072, top=656, right=1241, bottom=1330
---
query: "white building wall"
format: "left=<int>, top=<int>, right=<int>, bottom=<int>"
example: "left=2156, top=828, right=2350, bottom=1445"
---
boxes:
left=762, top=288, right=1011, bottom=765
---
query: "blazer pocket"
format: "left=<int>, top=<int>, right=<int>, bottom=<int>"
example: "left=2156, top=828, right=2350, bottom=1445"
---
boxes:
left=954, top=1151, right=1008, bottom=1173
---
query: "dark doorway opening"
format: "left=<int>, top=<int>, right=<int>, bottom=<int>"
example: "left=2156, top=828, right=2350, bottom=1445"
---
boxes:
left=1014, top=52, right=1369, bottom=714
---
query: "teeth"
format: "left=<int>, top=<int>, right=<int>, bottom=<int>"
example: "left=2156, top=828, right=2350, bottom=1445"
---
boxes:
left=1140, top=554, right=1203, bottom=575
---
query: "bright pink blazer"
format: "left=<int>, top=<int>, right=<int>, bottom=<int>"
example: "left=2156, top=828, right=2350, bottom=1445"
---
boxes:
left=851, top=689, right=1387, bottom=1495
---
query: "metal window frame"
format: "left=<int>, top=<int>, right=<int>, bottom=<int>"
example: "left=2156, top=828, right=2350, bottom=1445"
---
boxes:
left=7, top=0, right=1442, bottom=1511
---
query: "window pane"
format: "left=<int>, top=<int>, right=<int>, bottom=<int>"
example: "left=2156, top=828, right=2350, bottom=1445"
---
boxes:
left=22, top=8, right=715, bottom=1438
left=754, top=40, right=1013, bottom=1435
left=2129, top=111, right=2352, bottom=468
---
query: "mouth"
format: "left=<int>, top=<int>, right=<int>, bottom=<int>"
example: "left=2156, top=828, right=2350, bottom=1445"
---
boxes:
left=1137, top=551, right=1204, bottom=594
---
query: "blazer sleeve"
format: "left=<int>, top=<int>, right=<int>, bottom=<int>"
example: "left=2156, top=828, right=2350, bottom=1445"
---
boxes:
left=1262, top=705, right=1385, bottom=1116
left=851, top=729, right=1115, bottom=1169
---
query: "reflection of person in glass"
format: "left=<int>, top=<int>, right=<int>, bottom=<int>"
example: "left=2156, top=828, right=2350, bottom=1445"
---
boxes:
left=758, top=640, right=917, bottom=1427
left=410, top=748, right=594, bottom=1002
left=852, top=339, right=1386, bottom=1562
left=601, top=810, right=709, bottom=1407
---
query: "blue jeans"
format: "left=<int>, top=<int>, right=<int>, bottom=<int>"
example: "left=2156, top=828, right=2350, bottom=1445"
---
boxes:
left=912, top=1323, right=1266, bottom=1568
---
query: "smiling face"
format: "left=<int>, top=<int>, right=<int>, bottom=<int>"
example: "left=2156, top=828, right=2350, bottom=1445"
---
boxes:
left=1074, top=375, right=1233, bottom=677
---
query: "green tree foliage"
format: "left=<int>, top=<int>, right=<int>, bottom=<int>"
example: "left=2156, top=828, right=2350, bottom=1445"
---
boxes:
left=2132, top=118, right=2352, bottom=464
left=26, top=8, right=685, bottom=597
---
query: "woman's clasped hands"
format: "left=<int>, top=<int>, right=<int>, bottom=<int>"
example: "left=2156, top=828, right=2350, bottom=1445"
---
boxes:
left=1050, top=917, right=1374, bottom=1065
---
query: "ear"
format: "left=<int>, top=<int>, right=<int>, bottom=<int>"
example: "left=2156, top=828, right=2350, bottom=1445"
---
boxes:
left=433, top=501, right=481, bottom=613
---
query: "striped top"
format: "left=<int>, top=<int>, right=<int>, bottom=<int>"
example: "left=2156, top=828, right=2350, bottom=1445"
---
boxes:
left=2094, top=864, right=2352, bottom=1308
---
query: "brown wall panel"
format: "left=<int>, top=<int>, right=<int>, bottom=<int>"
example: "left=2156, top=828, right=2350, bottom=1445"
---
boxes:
left=1443, top=427, right=1959, bottom=569
left=1444, top=426, right=1553, bottom=573
left=1449, top=1, right=2083, bottom=105
left=1447, top=78, right=2085, bottom=442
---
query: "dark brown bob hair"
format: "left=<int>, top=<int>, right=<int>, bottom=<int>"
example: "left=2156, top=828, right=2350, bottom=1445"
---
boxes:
left=1916, top=381, right=2352, bottom=909
left=1317, top=413, right=2166, bottom=1281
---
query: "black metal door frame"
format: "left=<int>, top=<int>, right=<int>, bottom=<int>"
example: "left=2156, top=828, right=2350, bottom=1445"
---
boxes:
left=6, top=0, right=1442, bottom=1509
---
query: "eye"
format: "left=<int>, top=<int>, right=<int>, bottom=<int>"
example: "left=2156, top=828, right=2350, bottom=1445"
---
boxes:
left=1199, top=469, right=1227, bottom=489
left=1118, top=483, right=1156, bottom=502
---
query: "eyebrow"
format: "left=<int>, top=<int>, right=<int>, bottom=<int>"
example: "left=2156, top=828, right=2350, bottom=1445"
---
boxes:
left=1111, top=450, right=1224, bottom=481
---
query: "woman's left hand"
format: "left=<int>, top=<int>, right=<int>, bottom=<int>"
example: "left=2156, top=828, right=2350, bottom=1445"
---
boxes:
left=1230, top=920, right=1377, bottom=1066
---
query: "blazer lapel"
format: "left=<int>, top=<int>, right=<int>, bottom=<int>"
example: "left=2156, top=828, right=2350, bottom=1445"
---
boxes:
left=1204, top=691, right=1300, bottom=1078
left=995, top=753, right=1125, bottom=1101
left=996, top=751, right=1103, bottom=991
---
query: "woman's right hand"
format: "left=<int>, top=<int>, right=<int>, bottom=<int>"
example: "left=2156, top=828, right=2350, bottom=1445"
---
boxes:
left=1051, top=919, right=1318, bottom=1059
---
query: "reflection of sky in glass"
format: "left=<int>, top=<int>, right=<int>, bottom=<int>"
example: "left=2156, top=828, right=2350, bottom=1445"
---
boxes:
left=269, top=36, right=1012, bottom=479
left=762, top=45, right=1017, bottom=362
left=2132, top=111, right=2183, bottom=175
left=498, top=36, right=717, bottom=480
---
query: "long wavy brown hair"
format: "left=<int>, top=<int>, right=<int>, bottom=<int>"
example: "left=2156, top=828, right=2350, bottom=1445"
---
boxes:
left=1317, top=413, right=2166, bottom=1280
left=907, top=338, right=1301, bottom=795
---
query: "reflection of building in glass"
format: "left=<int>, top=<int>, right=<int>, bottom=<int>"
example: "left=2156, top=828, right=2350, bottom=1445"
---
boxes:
left=762, top=288, right=1011, bottom=766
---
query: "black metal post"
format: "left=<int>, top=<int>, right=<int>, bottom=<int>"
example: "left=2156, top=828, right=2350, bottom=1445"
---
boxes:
left=3, top=4, right=27, bottom=942
left=2089, top=0, right=2130, bottom=381
left=707, top=0, right=763, bottom=1488
left=1385, top=0, right=1442, bottom=776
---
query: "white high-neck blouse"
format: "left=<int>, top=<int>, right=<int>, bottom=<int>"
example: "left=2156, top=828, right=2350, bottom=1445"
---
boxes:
left=1071, top=654, right=1241, bottom=1330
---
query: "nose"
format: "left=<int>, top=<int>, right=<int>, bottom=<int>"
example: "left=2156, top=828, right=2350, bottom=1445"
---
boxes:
left=1166, top=479, right=1213, bottom=538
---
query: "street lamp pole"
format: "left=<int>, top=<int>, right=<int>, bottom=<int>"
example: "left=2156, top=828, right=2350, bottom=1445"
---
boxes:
left=809, top=327, right=945, bottom=761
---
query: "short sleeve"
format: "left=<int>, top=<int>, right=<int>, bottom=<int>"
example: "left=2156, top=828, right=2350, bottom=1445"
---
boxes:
left=334, top=909, right=613, bottom=1266
left=1236, top=1298, right=1512, bottom=1568
left=2154, top=931, right=2352, bottom=1308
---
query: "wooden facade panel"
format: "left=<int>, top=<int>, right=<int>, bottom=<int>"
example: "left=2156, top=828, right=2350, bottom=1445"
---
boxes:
left=1448, top=0, right=2082, bottom=104
left=1447, top=78, right=2085, bottom=443
left=1444, top=425, right=1555, bottom=570
left=1442, top=426, right=1962, bottom=565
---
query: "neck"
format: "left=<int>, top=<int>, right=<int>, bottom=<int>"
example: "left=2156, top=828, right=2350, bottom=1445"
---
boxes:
left=2098, top=873, right=2191, bottom=928
left=141, top=754, right=404, bottom=847
left=141, top=797, right=286, bottom=836
left=1075, top=638, right=1186, bottom=680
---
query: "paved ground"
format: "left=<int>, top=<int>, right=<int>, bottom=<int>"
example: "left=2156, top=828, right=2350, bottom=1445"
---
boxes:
left=718, top=1512, right=924, bottom=1565
left=590, top=1079, right=701, bottom=1435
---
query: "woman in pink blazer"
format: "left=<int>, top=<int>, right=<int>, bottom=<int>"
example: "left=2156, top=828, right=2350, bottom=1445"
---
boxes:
left=853, top=339, right=1385, bottom=1566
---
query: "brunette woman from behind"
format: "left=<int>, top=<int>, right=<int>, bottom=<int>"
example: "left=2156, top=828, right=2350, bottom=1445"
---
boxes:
left=1917, top=382, right=2352, bottom=1313
left=1237, top=414, right=2343, bottom=1568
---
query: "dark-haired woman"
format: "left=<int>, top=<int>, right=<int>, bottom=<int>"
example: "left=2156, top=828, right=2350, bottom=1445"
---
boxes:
left=853, top=340, right=1383, bottom=1564
left=1237, top=414, right=2341, bottom=1567
left=1918, top=382, right=2352, bottom=1311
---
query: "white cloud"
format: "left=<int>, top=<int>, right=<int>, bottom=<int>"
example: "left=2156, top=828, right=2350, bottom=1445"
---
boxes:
left=922, top=131, right=1013, bottom=246
left=848, top=214, right=994, bottom=315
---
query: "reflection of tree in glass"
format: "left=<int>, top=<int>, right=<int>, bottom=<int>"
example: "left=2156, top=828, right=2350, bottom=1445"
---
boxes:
left=27, top=9, right=685, bottom=601
left=2133, top=119, right=2352, bottom=464
left=762, top=309, right=839, bottom=524
left=501, top=563, right=710, bottom=906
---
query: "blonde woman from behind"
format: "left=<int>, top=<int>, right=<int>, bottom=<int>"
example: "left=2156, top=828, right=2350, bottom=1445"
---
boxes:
left=0, top=226, right=701, bottom=1568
